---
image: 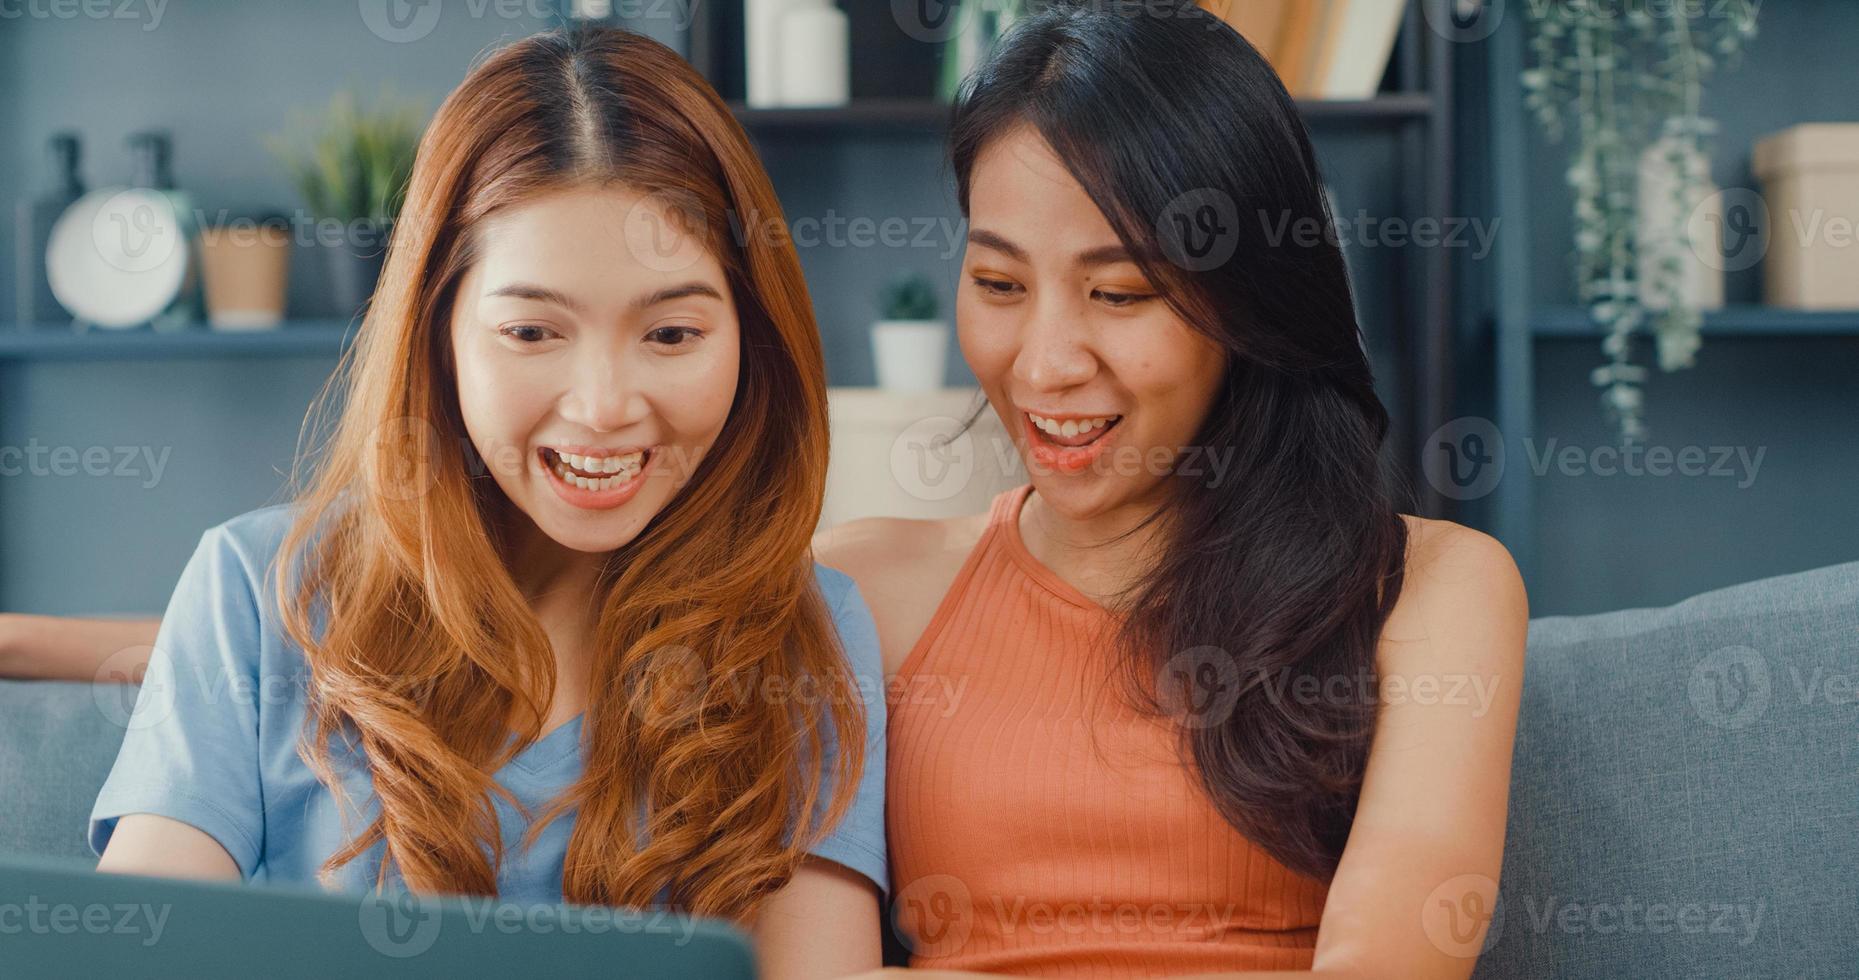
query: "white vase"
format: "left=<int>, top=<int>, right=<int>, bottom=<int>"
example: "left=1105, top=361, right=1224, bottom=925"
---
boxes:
left=871, top=320, right=950, bottom=392
left=778, top=0, right=849, bottom=107
left=1637, top=134, right=1725, bottom=312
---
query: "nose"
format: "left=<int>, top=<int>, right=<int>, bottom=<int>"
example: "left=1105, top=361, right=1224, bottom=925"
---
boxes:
left=1012, top=297, right=1098, bottom=393
left=558, top=352, right=645, bottom=434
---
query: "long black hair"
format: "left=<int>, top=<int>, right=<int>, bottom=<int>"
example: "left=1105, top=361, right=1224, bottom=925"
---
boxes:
left=950, top=2, right=1412, bottom=881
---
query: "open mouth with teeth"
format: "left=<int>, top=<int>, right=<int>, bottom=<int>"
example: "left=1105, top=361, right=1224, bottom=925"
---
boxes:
left=1023, top=412, right=1123, bottom=475
left=540, top=447, right=649, bottom=494
left=1027, top=412, right=1122, bottom=448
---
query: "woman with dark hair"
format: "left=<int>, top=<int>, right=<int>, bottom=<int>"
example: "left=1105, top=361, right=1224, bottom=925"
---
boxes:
left=820, top=4, right=1525, bottom=977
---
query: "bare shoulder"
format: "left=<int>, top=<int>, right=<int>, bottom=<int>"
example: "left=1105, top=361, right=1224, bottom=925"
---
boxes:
left=1398, top=515, right=1525, bottom=597
left=1381, top=515, right=1530, bottom=672
left=813, top=513, right=990, bottom=677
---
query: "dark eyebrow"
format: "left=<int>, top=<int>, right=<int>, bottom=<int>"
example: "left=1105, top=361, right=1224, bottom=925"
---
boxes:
left=966, top=230, right=1134, bottom=269
left=485, top=281, right=724, bottom=315
left=1076, top=244, right=1134, bottom=268
left=487, top=282, right=586, bottom=313
left=629, top=282, right=725, bottom=312
left=966, top=229, right=1027, bottom=263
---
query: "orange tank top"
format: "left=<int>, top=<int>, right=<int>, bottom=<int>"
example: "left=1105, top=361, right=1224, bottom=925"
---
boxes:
left=886, top=484, right=1328, bottom=976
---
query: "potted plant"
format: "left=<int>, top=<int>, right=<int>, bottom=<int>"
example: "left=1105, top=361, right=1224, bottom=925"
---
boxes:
left=264, top=90, right=424, bottom=318
left=871, top=273, right=949, bottom=392
left=1520, top=4, right=1759, bottom=443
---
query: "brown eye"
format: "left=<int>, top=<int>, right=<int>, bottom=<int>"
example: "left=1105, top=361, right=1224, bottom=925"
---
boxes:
left=1093, top=288, right=1155, bottom=308
left=647, top=326, right=702, bottom=346
left=498, top=324, right=554, bottom=343
left=971, top=276, right=1022, bottom=297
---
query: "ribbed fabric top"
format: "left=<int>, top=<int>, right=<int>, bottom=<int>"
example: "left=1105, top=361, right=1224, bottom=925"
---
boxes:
left=886, top=484, right=1328, bottom=976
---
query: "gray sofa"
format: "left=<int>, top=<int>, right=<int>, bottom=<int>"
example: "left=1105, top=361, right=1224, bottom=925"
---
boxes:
left=3, top=562, right=1855, bottom=979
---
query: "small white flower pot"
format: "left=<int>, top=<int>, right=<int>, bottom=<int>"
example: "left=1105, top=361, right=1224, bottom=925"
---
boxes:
left=871, top=320, right=950, bottom=392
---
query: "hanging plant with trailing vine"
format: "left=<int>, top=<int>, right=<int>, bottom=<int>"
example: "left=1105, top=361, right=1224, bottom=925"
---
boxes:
left=1520, top=1, right=1757, bottom=443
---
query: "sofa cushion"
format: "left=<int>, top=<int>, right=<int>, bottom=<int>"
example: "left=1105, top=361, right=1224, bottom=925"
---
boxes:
left=0, top=679, right=143, bottom=860
left=1472, top=560, right=1859, bottom=979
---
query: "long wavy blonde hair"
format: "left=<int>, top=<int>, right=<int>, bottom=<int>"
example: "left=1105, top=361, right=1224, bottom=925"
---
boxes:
left=272, top=25, right=861, bottom=921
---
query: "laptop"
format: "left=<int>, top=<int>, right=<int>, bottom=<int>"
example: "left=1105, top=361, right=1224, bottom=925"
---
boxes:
left=0, top=852, right=756, bottom=978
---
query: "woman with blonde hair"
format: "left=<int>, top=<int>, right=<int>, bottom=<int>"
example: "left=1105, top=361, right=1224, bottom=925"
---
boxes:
left=73, top=25, right=886, bottom=978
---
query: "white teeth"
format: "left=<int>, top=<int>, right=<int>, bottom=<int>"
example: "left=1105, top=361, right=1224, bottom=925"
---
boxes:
left=548, top=449, right=646, bottom=492
left=1029, top=414, right=1119, bottom=436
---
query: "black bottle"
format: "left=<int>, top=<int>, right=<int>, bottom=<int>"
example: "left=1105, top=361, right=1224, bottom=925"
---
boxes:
left=13, top=132, right=86, bottom=328
left=127, top=130, right=204, bottom=330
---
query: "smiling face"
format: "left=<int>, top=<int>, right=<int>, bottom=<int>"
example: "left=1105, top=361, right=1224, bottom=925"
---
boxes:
left=449, top=182, right=740, bottom=556
left=959, top=125, right=1228, bottom=521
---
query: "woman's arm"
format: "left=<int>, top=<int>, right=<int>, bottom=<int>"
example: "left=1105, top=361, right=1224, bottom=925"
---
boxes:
left=95, top=813, right=241, bottom=882
left=0, top=614, right=161, bottom=681
left=752, top=857, right=883, bottom=979
left=1288, top=520, right=1526, bottom=980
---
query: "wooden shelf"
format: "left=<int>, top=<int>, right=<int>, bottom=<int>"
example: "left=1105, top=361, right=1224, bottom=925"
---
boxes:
left=1531, top=305, right=1859, bottom=338
left=729, top=94, right=1436, bottom=134
left=0, top=320, right=357, bottom=361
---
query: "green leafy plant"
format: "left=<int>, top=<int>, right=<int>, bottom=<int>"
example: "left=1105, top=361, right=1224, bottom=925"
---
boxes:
left=1521, top=2, right=1758, bottom=444
left=263, top=90, right=425, bottom=228
left=880, top=273, right=941, bottom=321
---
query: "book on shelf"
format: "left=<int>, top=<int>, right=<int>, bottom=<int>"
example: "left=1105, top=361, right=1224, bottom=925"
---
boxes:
left=1204, top=0, right=1407, bottom=101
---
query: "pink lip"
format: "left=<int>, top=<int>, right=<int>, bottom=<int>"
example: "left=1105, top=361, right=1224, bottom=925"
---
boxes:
left=1021, top=413, right=1119, bottom=475
left=539, top=447, right=653, bottom=511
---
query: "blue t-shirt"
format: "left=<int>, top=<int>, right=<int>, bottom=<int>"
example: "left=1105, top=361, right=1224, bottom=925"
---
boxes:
left=88, top=504, right=888, bottom=902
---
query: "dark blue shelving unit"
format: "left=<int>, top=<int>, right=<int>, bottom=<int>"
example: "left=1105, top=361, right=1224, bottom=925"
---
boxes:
left=1531, top=306, right=1859, bottom=337
left=1476, top=0, right=1859, bottom=605
left=708, top=2, right=1461, bottom=513
left=0, top=320, right=358, bottom=361
left=729, top=94, right=1439, bottom=133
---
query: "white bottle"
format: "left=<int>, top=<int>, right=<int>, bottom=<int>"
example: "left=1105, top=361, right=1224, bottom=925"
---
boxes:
left=778, top=0, right=850, bottom=107
left=745, top=0, right=794, bottom=108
